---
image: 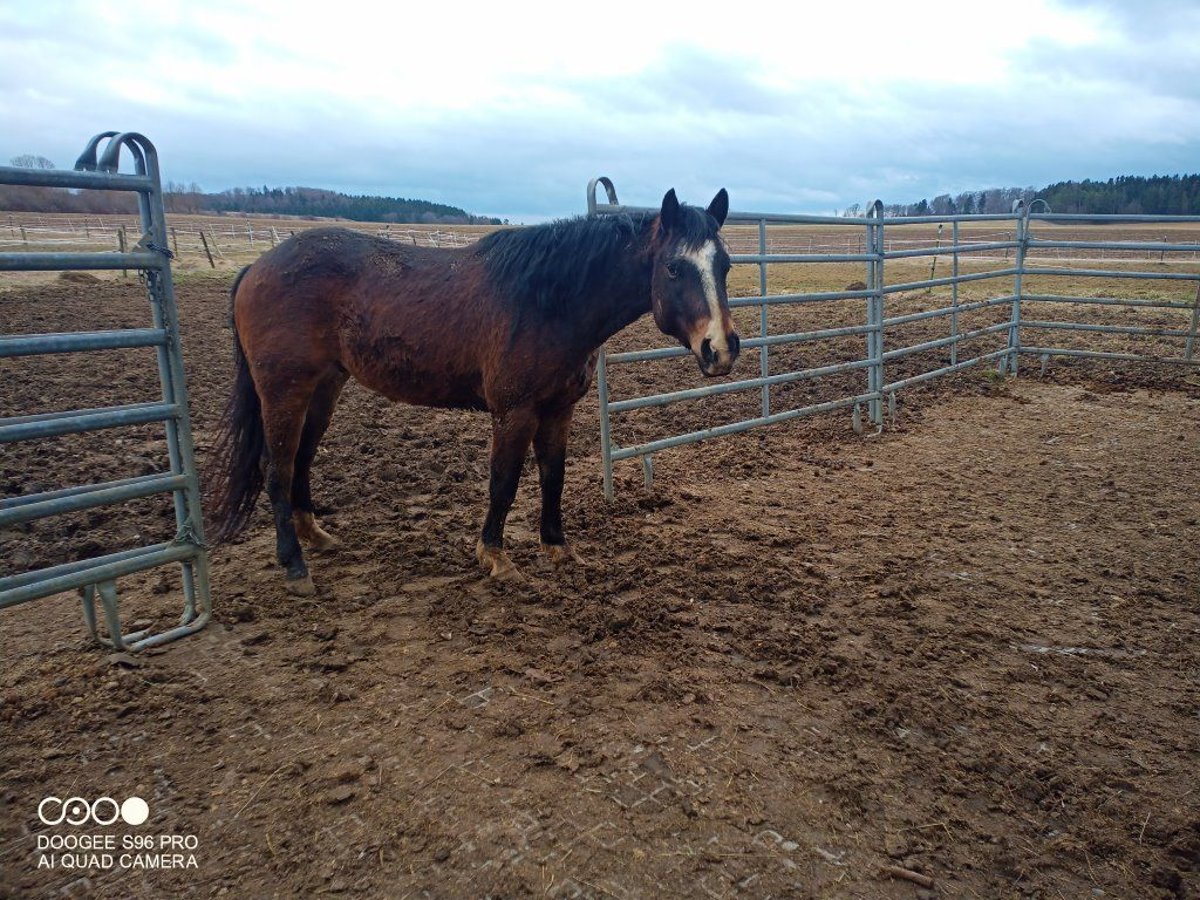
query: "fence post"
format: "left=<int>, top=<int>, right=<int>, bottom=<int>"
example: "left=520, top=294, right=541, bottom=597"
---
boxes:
left=927, top=222, right=943, bottom=288
left=207, top=227, right=225, bottom=259
left=597, top=348, right=614, bottom=502
left=198, top=230, right=216, bottom=268
left=1007, top=200, right=1028, bottom=374
left=586, top=176, right=622, bottom=501
left=865, top=200, right=885, bottom=426
left=1186, top=281, right=1200, bottom=361
left=118, top=225, right=128, bottom=279
left=951, top=220, right=960, bottom=366
left=758, top=218, right=769, bottom=417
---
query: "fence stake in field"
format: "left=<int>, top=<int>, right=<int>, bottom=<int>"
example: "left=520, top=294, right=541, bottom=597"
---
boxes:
left=118, top=225, right=128, bottom=279
left=1186, top=281, right=1200, bottom=361
left=199, top=229, right=216, bottom=268
left=927, top=222, right=943, bottom=289
left=207, top=227, right=225, bottom=259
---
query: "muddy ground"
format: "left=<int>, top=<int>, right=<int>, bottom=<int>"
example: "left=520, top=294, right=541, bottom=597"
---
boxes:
left=1, top=274, right=1198, bottom=898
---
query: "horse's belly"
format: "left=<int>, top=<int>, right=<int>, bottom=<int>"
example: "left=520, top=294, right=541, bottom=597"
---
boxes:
left=352, top=355, right=487, bottom=411
left=386, top=380, right=488, bottom=411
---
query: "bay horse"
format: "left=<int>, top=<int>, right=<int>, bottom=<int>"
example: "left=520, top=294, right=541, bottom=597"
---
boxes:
left=205, top=188, right=740, bottom=595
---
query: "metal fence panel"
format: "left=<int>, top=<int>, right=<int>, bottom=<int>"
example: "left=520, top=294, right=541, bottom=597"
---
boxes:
left=0, top=132, right=212, bottom=651
left=587, top=178, right=1200, bottom=499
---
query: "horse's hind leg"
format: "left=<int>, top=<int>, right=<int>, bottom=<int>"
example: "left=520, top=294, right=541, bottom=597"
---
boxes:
left=292, top=369, right=348, bottom=551
left=259, top=380, right=322, bottom=595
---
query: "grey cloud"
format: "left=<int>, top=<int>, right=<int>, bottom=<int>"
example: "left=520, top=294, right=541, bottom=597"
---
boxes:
left=4, top=14, right=1199, bottom=220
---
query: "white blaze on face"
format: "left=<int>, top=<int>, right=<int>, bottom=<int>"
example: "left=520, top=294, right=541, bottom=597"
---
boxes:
left=681, top=240, right=727, bottom=355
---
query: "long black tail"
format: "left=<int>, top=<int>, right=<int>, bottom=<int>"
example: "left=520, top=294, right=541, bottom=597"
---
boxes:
left=204, top=267, right=265, bottom=544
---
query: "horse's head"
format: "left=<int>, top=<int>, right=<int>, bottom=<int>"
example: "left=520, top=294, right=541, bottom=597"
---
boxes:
left=650, top=188, right=740, bottom=377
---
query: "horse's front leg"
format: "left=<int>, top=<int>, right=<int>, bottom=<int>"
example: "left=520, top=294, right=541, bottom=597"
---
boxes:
left=477, top=406, right=538, bottom=579
left=534, top=405, right=584, bottom=566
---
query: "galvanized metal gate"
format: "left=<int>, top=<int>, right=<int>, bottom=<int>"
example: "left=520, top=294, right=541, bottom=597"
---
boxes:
left=0, top=132, right=212, bottom=650
left=588, top=178, right=1200, bottom=499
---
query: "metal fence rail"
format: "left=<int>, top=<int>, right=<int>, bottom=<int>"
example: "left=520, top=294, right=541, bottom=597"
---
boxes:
left=0, top=132, right=212, bottom=650
left=588, top=179, right=1200, bottom=499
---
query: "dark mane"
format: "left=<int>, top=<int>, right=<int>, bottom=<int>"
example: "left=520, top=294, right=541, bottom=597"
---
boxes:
left=478, top=204, right=720, bottom=319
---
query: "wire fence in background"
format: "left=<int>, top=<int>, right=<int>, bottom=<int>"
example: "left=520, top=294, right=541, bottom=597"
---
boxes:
left=0, top=214, right=480, bottom=270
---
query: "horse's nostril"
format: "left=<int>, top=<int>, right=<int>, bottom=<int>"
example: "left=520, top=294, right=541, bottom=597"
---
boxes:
left=701, top=338, right=715, bottom=365
left=728, top=332, right=741, bottom=357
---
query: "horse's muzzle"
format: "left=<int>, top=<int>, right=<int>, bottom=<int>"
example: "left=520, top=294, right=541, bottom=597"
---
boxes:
left=699, top=332, right=740, bottom=377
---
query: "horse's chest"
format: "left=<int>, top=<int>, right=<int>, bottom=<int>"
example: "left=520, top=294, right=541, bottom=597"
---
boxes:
left=565, top=351, right=599, bottom=402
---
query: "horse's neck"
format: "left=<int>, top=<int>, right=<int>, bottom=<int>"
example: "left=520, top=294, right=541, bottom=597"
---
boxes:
left=577, top=254, right=653, bottom=351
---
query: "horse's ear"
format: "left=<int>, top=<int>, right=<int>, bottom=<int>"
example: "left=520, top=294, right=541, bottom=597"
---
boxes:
left=707, top=188, right=729, bottom=228
left=659, top=188, right=680, bottom=236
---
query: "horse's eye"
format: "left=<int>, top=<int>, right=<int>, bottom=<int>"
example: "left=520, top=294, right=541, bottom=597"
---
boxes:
left=665, top=262, right=680, bottom=279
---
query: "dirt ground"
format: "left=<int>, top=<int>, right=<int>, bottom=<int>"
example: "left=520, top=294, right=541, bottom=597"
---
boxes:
left=1, top=274, right=1198, bottom=898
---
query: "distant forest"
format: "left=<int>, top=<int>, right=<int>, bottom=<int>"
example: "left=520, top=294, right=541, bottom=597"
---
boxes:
left=0, top=156, right=502, bottom=224
left=193, top=186, right=503, bottom=225
left=846, top=174, right=1200, bottom=218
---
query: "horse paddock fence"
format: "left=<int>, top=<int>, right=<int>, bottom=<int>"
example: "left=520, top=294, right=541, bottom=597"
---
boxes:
left=1, top=215, right=478, bottom=271
left=586, top=178, right=1200, bottom=500
left=0, top=132, right=212, bottom=650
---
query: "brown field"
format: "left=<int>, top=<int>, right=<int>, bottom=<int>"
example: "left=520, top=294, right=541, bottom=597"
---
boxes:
left=1, top=233, right=1199, bottom=897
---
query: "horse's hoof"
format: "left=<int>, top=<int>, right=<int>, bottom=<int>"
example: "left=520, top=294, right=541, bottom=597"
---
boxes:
left=542, top=542, right=584, bottom=566
left=476, top=541, right=523, bottom=581
left=285, top=573, right=316, bottom=596
left=293, top=512, right=338, bottom=551
left=308, top=533, right=338, bottom=552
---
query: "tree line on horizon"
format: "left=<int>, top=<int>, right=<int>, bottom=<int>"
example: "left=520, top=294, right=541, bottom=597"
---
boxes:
left=0, top=155, right=503, bottom=225
left=6, top=155, right=1198, bottom=223
left=843, top=174, right=1200, bottom=218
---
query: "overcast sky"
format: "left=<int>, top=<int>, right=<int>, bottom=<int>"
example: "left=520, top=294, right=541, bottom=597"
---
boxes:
left=2, top=0, right=1197, bottom=221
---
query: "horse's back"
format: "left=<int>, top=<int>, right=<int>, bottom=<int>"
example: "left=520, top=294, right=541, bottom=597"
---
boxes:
left=244, top=227, right=410, bottom=288
left=234, top=227, right=500, bottom=410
